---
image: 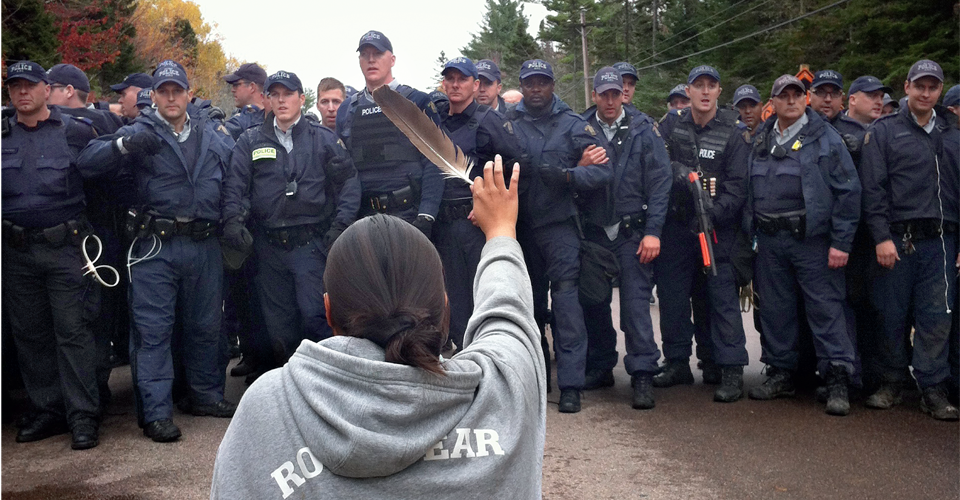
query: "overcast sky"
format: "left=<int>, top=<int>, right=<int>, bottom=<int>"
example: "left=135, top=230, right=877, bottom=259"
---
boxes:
left=194, top=0, right=549, bottom=95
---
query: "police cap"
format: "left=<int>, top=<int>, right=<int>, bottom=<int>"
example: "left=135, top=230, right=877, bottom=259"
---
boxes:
left=442, top=57, right=478, bottom=80
left=667, top=83, right=688, bottom=100
left=811, top=70, right=843, bottom=90
left=944, top=84, right=960, bottom=108
left=519, top=59, right=553, bottom=81
left=47, top=64, right=90, bottom=93
left=687, top=65, right=720, bottom=84
left=907, top=59, right=943, bottom=83
left=111, top=73, right=153, bottom=92
left=848, top=75, right=892, bottom=95
left=733, top=84, right=761, bottom=106
left=357, top=31, right=392, bottom=52
left=593, top=67, right=623, bottom=94
left=153, top=60, right=189, bottom=89
left=476, top=59, right=501, bottom=83
left=265, top=71, right=303, bottom=93
left=223, top=63, right=267, bottom=86
left=613, top=62, right=639, bottom=80
left=5, top=61, right=48, bottom=84
left=771, top=74, right=806, bottom=97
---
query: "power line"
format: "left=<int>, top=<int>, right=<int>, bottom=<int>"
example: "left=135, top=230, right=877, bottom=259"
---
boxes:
left=655, top=0, right=753, bottom=49
left=637, top=0, right=853, bottom=71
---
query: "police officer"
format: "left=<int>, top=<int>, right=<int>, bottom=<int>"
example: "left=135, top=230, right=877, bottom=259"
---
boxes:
left=46, top=64, right=124, bottom=134
left=847, top=76, right=891, bottom=126
left=316, top=77, right=347, bottom=129
left=223, top=63, right=267, bottom=140
left=111, top=73, right=153, bottom=120
left=667, top=84, right=691, bottom=112
left=223, top=70, right=360, bottom=368
left=860, top=60, right=959, bottom=420
left=941, top=84, right=960, bottom=406
left=746, top=75, right=861, bottom=415
left=809, top=70, right=865, bottom=150
left=475, top=59, right=507, bottom=112
left=336, top=30, right=443, bottom=233
left=733, top=84, right=763, bottom=137
left=579, top=67, right=671, bottom=408
left=612, top=62, right=640, bottom=110
left=78, top=60, right=238, bottom=442
left=510, top=59, right=611, bottom=413
left=435, top=56, right=524, bottom=351
left=136, top=88, right=153, bottom=111
left=881, top=93, right=898, bottom=117
left=656, top=65, right=750, bottom=402
left=2, top=61, right=101, bottom=449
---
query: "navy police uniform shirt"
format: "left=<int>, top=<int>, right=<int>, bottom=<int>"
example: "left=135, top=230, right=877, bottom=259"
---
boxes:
left=77, top=107, right=234, bottom=222
left=225, top=104, right=265, bottom=141
left=223, top=114, right=360, bottom=230
left=440, top=100, right=524, bottom=201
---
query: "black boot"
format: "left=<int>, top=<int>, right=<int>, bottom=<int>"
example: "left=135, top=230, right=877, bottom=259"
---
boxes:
left=713, top=365, right=743, bottom=403
left=652, top=360, right=694, bottom=388
left=631, top=373, right=655, bottom=410
left=748, top=366, right=795, bottom=400
left=558, top=389, right=581, bottom=413
left=824, top=364, right=850, bottom=416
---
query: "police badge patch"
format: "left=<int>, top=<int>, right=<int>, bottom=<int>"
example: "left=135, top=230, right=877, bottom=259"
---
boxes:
left=252, top=147, right=277, bottom=161
left=585, top=124, right=597, bottom=136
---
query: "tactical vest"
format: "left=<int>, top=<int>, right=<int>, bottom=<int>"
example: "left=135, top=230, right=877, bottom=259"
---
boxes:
left=347, top=86, right=421, bottom=171
left=668, top=108, right=739, bottom=178
left=442, top=105, right=491, bottom=201
left=751, top=132, right=805, bottom=215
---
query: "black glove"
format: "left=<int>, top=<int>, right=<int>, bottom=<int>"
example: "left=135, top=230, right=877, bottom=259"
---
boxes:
left=412, top=215, right=434, bottom=239
left=539, top=166, right=570, bottom=186
left=323, top=221, right=347, bottom=250
left=207, top=106, right=226, bottom=122
left=326, top=156, right=355, bottom=185
left=123, top=131, right=163, bottom=156
left=222, top=217, right=253, bottom=251
left=840, top=133, right=861, bottom=154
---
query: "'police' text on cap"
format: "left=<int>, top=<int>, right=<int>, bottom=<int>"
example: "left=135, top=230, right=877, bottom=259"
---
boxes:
left=265, top=70, right=303, bottom=93
left=907, top=59, right=943, bottom=83
left=5, top=61, right=48, bottom=84
left=593, top=67, right=623, bottom=94
left=357, top=30, right=392, bottom=53
left=519, top=59, right=553, bottom=81
left=153, top=60, right=189, bottom=89
left=733, top=84, right=761, bottom=106
left=613, top=62, right=639, bottom=80
left=476, top=59, right=501, bottom=83
left=442, top=57, right=478, bottom=80
left=771, top=74, right=805, bottom=97
left=687, top=65, right=720, bottom=84
left=811, top=70, right=843, bottom=90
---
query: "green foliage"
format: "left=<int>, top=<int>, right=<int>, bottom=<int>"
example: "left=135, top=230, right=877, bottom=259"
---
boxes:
left=302, top=88, right=316, bottom=116
left=433, top=50, right=448, bottom=88
left=1, top=0, right=60, bottom=68
left=462, top=0, right=541, bottom=85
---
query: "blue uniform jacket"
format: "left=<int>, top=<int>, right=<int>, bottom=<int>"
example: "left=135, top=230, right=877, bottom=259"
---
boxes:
left=580, top=108, right=672, bottom=239
left=77, top=107, right=234, bottom=222
left=860, top=103, right=958, bottom=245
left=2, top=106, right=99, bottom=228
left=745, top=107, right=861, bottom=253
left=335, top=84, right=444, bottom=218
left=510, top=94, right=610, bottom=228
left=225, top=105, right=265, bottom=141
left=223, top=113, right=360, bottom=230
left=440, top=101, right=525, bottom=200
left=939, top=109, right=960, bottom=235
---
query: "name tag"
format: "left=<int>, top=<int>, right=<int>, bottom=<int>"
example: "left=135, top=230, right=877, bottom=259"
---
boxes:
left=252, top=147, right=277, bottom=161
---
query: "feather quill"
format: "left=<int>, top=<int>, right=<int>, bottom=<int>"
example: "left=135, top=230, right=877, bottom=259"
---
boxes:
left=372, top=85, right=474, bottom=185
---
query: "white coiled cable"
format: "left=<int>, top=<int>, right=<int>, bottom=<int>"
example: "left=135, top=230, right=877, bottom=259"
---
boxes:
left=126, top=234, right=162, bottom=282
left=81, top=235, right=120, bottom=287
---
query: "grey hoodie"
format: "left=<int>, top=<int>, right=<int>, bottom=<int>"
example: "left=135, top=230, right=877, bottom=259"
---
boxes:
left=211, top=237, right=546, bottom=499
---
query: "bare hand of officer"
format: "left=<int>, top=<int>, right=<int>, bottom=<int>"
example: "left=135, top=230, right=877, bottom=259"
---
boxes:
left=637, top=235, right=661, bottom=264
left=875, top=240, right=899, bottom=269
left=578, top=144, right=608, bottom=166
left=470, top=154, right=518, bottom=241
left=123, top=131, right=162, bottom=156
left=828, top=247, right=849, bottom=269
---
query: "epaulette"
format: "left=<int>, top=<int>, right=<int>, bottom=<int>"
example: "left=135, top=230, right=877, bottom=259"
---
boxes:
left=303, top=113, right=321, bottom=125
left=71, top=115, right=94, bottom=127
left=242, top=104, right=259, bottom=114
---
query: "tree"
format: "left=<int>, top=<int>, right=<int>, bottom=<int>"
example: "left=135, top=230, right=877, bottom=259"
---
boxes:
left=433, top=50, right=448, bottom=87
left=462, top=0, right=540, bottom=86
left=2, top=0, right=61, bottom=68
left=302, top=88, right=316, bottom=116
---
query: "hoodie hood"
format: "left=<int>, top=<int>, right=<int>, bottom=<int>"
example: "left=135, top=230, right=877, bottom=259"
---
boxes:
left=280, top=336, right=483, bottom=478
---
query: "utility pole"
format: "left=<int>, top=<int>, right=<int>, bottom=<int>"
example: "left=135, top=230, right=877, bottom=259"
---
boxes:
left=580, top=8, right=590, bottom=109
left=651, top=0, right=658, bottom=59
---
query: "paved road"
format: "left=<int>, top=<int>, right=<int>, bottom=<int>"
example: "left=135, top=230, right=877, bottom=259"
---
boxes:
left=3, top=297, right=957, bottom=499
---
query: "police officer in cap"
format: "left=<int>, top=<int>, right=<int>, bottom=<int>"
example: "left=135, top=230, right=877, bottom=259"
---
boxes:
left=223, top=63, right=268, bottom=140
left=579, top=67, right=671, bottom=408
left=881, top=93, right=898, bottom=116
left=656, top=65, right=750, bottom=402
left=475, top=59, right=507, bottom=112
left=136, top=88, right=153, bottom=111
left=46, top=63, right=124, bottom=134
left=612, top=62, right=640, bottom=111
left=746, top=74, right=861, bottom=415
left=223, top=70, right=360, bottom=367
left=510, top=58, right=611, bottom=413
left=809, top=70, right=865, bottom=150
left=111, top=73, right=153, bottom=121
left=733, top=84, right=763, bottom=137
left=2, top=61, right=101, bottom=449
left=846, top=76, right=891, bottom=127
left=78, top=59, right=238, bottom=442
left=667, top=84, right=691, bottom=112
left=941, top=83, right=960, bottom=405
left=435, top=56, right=524, bottom=351
left=860, top=59, right=959, bottom=420
left=336, top=30, right=443, bottom=234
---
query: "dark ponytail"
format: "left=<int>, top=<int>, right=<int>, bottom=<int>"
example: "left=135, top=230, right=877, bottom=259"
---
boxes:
left=324, top=215, right=449, bottom=375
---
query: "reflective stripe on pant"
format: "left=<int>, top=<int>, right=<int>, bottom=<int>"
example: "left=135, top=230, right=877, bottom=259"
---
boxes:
left=129, top=236, right=223, bottom=423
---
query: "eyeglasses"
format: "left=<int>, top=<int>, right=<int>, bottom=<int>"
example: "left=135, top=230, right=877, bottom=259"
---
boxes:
left=50, top=84, right=67, bottom=91
left=813, top=89, right=842, bottom=99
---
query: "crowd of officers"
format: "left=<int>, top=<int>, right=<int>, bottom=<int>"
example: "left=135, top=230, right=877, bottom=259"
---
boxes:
left=3, top=27, right=958, bottom=451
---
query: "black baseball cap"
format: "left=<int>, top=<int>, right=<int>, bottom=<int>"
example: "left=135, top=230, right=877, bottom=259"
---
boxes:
left=733, top=84, right=761, bottom=105
left=357, top=30, right=392, bottom=52
left=687, top=65, right=720, bottom=84
left=442, top=57, right=478, bottom=79
left=5, top=61, right=48, bottom=84
left=153, top=60, right=189, bottom=89
left=667, top=84, right=688, bottom=100
left=136, top=88, right=153, bottom=108
left=223, top=63, right=267, bottom=86
left=907, top=59, right=943, bottom=82
left=593, top=67, right=623, bottom=94
left=476, top=59, right=501, bottom=82
left=771, top=74, right=806, bottom=97
left=944, top=84, right=960, bottom=108
left=882, top=93, right=898, bottom=109
left=811, top=70, right=843, bottom=90
left=47, top=64, right=90, bottom=93
left=848, top=75, right=892, bottom=95
left=519, top=59, right=553, bottom=81
left=265, top=70, right=303, bottom=93
left=613, top=62, right=639, bottom=80
left=111, top=73, right=153, bottom=92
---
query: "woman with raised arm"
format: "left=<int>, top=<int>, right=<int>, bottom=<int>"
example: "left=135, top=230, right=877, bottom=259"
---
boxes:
left=211, top=157, right=545, bottom=499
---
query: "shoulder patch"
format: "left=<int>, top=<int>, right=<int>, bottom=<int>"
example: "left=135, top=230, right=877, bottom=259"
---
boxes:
left=503, top=121, right=514, bottom=135
left=336, top=138, right=346, bottom=150
left=252, top=147, right=277, bottom=161
left=585, top=124, right=597, bottom=136
left=742, top=131, right=751, bottom=143
left=863, top=132, right=870, bottom=145
left=427, top=101, right=438, bottom=114
left=218, top=124, right=230, bottom=136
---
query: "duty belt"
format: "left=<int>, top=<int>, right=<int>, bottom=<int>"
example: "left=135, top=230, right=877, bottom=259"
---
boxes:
left=2, top=217, right=92, bottom=251
left=755, top=211, right=806, bottom=240
left=264, top=223, right=323, bottom=251
left=439, top=199, right=473, bottom=222
left=149, top=217, right=218, bottom=241
left=362, top=186, right=416, bottom=214
left=890, top=219, right=958, bottom=242
left=619, top=212, right=646, bottom=236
